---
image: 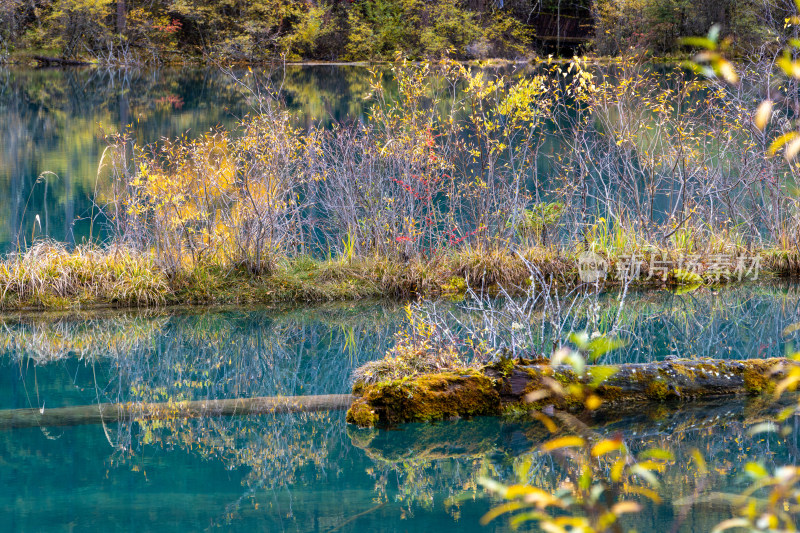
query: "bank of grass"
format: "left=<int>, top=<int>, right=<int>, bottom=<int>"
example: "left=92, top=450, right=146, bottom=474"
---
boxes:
left=52, top=57, right=800, bottom=314
left=0, top=244, right=170, bottom=309
left=0, top=242, right=572, bottom=310
left=2, top=241, right=800, bottom=311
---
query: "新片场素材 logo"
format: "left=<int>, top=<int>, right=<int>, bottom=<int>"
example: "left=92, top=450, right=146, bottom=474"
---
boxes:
left=577, top=251, right=608, bottom=282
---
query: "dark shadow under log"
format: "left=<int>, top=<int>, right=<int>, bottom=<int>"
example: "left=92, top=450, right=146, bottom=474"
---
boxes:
left=347, top=357, right=797, bottom=427
left=0, top=394, right=354, bottom=430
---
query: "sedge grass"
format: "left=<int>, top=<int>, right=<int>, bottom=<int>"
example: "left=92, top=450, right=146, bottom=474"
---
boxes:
left=0, top=242, right=170, bottom=309
left=0, top=236, right=797, bottom=311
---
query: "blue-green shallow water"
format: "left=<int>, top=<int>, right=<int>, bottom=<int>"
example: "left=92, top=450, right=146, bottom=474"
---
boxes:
left=3, top=284, right=800, bottom=531
left=5, top=407, right=794, bottom=533
left=2, top=401, right=797, bottom=533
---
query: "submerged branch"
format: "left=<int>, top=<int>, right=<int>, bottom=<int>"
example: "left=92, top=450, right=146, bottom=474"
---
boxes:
left=0, top=394, right=354, bottom=429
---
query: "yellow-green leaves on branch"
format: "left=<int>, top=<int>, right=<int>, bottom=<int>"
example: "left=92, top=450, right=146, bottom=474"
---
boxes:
left=590, top=438, right=624, bottom=457
left=540, top=436, right=586, bottom=453
left=768, top=131, right=800, bottom=160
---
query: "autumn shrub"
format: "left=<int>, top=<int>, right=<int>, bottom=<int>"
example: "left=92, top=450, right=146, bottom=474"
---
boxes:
left=72, top=56, right=800, bottom=306
left=114, top=108, right=316, bottom=274
left=545, top=56, right=800, bottom=259
left=106, top=59, right=556, bottom=275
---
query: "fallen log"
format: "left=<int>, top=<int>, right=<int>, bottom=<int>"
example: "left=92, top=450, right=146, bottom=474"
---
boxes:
left=0, top=394, right=354, bottom=429
left=3, top=357, right=793, bottom=430
left=346, top=357, right=798, bottom=427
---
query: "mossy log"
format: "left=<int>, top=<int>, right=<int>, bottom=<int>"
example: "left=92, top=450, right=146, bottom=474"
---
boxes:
left=346, top=371, right=501, bottom=427
left=0, top=394, right=354, bottom=429
left=347, top=357, right=797, bottom=427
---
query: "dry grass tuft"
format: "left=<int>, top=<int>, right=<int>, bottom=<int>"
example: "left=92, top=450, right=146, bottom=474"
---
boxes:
left=0, top=242, right=171, bottom=308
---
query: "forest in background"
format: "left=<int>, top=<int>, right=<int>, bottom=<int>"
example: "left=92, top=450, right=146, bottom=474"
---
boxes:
left=0, top=0, right=797, bottom=63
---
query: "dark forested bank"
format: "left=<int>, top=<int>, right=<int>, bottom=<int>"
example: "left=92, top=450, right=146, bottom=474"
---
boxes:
left=0, top=0, right=795, bottom=64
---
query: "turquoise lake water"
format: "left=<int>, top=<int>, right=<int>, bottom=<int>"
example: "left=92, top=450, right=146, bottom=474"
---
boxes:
left=1, top=64, right=798, bottom=532
left=1, top=284, right=800, bottom=531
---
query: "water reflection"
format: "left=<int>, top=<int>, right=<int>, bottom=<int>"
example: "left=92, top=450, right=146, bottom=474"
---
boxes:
left=577, top=283, right=800, bottom=364
left=0, top=62, right=698, bottom=253
left=0, top=66, right=379, bottom=251
left=350, top=396, right=800, bottom=533
left=2, top=284, right=800, bottom=408
left=1, top=395, right=796, bottom=531
left=0, top=302, right=404, bottom=409
left=2, top=286, right=800, bottom=531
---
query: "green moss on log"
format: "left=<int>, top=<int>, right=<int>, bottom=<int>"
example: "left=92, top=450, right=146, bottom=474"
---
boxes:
left=347, top=357, right=797, bottom=428
left=645, top=380, right=670, bottom=401
left=595, top=384, right=624, bottom=402
left=345, top=401, right=379, bottom=427
left=346, top=371, right=501, bottom=427
left=743, top=365, right=775, bottom=395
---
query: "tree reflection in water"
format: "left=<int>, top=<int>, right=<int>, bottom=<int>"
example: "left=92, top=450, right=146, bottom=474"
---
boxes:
left=1, top=286, right=800, bottom=529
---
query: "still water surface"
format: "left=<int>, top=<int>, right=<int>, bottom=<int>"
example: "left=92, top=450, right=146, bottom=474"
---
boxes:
left=0, top=66, right=376, bottom=251
left=1, top=62, right=685, bottom=253
left=2, top=285, right=800, bottom=531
